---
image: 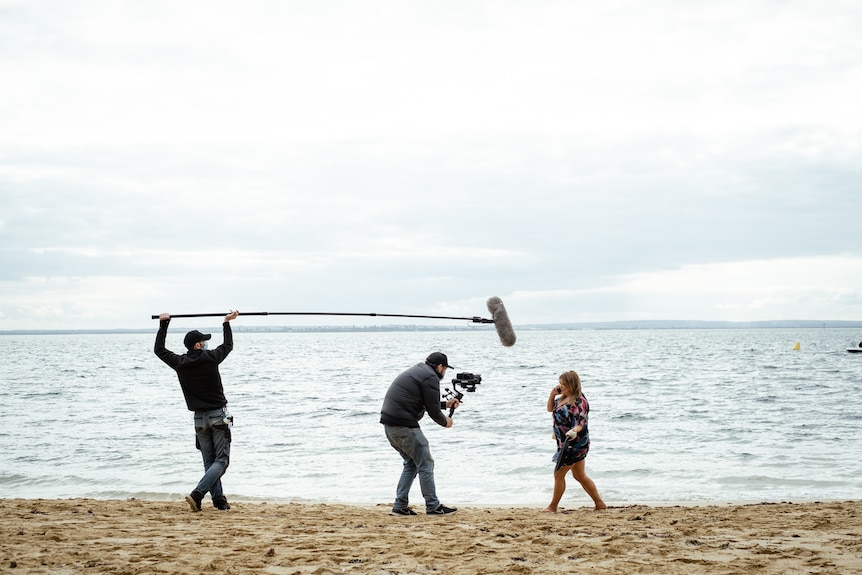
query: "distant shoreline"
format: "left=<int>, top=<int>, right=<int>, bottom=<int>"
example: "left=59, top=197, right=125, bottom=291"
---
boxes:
left=3, top=319, right=862, bottom=336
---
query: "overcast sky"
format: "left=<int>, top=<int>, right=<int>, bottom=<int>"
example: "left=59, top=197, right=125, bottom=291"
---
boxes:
left=1, top=0, right=861, bottom=331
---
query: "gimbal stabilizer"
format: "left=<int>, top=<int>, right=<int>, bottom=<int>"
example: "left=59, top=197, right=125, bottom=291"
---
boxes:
left=443, top=373, right=482, bottom=417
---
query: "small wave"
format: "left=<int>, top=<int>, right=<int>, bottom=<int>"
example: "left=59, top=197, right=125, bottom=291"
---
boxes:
left=612, top=412, right=651, bottom=421
left=0, top=473, right=38, bottom=488
left=716, top=475, right=850, bottom=488
left=601, top=468, right=654, bottom=478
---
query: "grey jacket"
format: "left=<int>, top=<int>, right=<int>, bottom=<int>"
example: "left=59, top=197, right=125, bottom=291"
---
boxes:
left=380, top=362, right=448, bottom=428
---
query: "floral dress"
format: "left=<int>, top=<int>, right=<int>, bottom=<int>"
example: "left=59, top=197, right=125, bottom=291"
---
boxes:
left=551, top=394, right=590, bottom=466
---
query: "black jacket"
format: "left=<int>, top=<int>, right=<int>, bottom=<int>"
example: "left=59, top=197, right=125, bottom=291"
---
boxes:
left=154, top=319, right=233, bottom=411
left=380, top=362, right=448, bottom=428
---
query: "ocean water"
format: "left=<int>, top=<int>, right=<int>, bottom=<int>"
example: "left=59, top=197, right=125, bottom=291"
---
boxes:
left=2, top=327, right=861, bottom=507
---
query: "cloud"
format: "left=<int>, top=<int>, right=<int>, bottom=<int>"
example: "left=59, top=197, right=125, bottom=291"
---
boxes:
left=1, top=1, right=861, bottom=330
left=507, top=256, right=862, bottom=323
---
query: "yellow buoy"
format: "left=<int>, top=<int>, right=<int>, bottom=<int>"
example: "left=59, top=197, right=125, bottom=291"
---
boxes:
left=792, top=342, right=800, bottom=350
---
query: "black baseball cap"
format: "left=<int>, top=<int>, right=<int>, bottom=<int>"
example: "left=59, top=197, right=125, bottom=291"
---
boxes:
left=184, top=330, right=212, bottom=350
left=426, top=352, right=453, bottom=369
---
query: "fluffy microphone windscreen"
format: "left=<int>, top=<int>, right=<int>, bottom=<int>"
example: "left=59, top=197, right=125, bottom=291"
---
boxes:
left=486, top=296, right=516, bottom=347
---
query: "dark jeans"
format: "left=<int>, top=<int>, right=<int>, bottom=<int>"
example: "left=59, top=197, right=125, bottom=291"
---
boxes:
left=193, top=408, right=231, bottom=499
left=384, top=425, right=440, bottom=513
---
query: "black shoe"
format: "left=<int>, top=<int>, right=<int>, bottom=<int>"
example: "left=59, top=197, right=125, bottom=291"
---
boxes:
left=213, top=496, right=231, bottom=511
left=185, top=490, right=203, bottom=512
left=389, top=507, right=418, bottom=516
left=427, top=505, right=457, bottom=516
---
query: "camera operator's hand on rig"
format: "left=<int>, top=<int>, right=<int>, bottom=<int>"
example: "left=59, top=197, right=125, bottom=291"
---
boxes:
left=443, top=372, right=482, bottom=419
left=445, top=397, right=461, bottom=418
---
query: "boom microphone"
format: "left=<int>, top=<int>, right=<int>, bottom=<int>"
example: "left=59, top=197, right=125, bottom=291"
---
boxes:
left=486, top=296, right=516, bottom=347
left=152, top=298, right=517, bottom=346
left=150, top=311, right=494, bottom=322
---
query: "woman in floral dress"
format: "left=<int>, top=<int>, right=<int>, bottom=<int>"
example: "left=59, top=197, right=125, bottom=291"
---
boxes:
left=543, top=370, right=607, bottom=512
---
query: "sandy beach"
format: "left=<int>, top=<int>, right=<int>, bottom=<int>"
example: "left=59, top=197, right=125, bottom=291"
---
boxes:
left=1, top=498, right=860, bottom=574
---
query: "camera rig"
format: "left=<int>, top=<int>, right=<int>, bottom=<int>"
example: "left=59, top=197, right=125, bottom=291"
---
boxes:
left=443, top=372, right=482, bottom=417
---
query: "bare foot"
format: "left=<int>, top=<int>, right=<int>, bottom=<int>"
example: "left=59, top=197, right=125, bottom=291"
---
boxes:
left=541, top=507, right=557, bottom=513
left=594, top=504, right=607, bottom=511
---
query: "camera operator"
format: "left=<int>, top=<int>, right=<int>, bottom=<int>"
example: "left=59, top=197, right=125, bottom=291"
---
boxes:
left=380, top=352, right=460, bottom=516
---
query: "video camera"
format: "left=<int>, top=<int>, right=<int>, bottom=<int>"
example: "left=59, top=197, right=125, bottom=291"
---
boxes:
left=443, top=372, right=482, bottom=417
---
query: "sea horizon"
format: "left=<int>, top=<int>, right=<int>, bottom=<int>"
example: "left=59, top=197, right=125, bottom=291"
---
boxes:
left=3, top=318, right=862, bottom=336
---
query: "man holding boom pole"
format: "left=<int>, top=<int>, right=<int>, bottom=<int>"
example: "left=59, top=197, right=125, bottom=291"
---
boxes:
left=154, top=310, right=239, bottom=512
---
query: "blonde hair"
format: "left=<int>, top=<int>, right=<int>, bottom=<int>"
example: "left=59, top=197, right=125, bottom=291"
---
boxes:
left=559, top=370, right=582, bottom=398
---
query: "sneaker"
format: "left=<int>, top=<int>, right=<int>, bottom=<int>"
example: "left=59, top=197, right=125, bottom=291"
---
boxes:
left=213, top=496, right=231, bottom=511
left=389, top=507, right=418, bottom=516
left=427, top=505, right=457, bottom=516
left=185, top=490, right=203, bottom=512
